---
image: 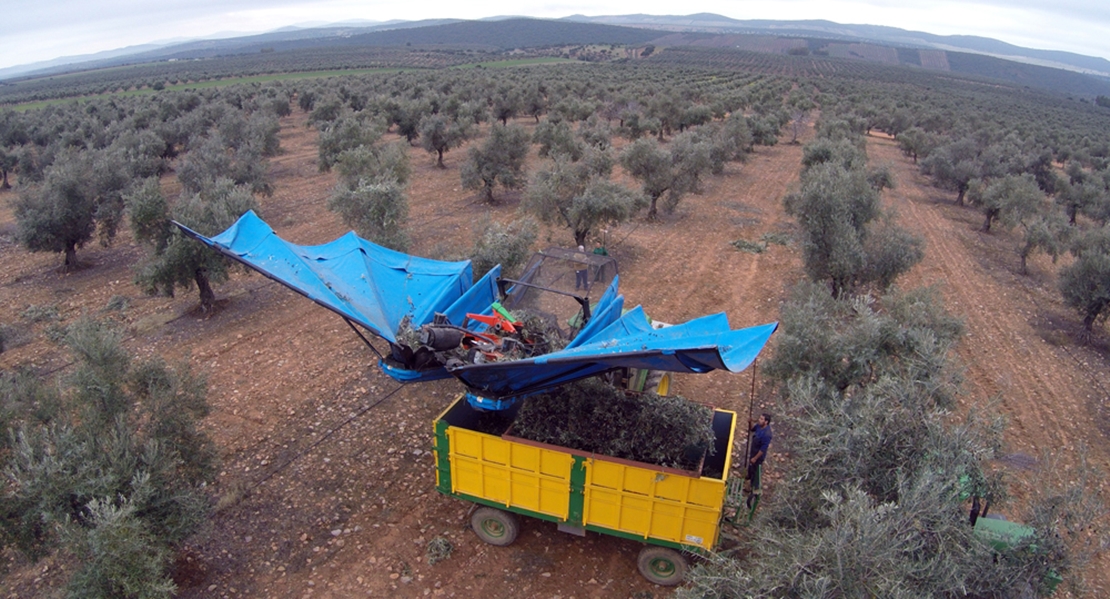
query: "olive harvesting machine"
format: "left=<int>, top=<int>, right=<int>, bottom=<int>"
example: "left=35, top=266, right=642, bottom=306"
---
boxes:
left=181, top=211, right=779, bottom=585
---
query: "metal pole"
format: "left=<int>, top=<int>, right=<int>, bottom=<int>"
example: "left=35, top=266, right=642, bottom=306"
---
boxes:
left=744, top=359, right=758, bottom=465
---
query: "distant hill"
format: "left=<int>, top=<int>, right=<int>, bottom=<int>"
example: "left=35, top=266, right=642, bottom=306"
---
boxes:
left=5, top=14, right=1110, bottom=100
left=0, top=18, right=660, bottom=80
left=0, top=19, right=466, bottom=80
left=564, top=14, right=1110, bottom=78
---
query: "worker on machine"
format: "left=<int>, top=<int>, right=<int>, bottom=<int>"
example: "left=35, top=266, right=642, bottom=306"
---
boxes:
left=747, top=413, right=772, bottom=509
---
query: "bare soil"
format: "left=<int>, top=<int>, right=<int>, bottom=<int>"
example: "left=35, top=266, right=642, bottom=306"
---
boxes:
left=2, top=112, right=1108, bottom=598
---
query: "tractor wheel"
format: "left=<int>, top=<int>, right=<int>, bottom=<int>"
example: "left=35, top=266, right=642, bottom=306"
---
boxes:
left=470, top=507, right=519, bottom=546
left=637, top=546, right=687, bottom=586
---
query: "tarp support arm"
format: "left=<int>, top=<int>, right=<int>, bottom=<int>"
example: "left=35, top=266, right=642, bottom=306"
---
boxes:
left=344, top=318, right=384, bottom=360
left=497, top=278, right=591, bottom=324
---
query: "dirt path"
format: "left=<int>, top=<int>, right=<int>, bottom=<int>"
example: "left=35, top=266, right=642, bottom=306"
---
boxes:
left=870, top=136, right=1110, bottom=467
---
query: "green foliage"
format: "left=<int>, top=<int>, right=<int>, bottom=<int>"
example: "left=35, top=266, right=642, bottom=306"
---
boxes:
left=511, top=378, right=715, bottom=471
left=619, top=137, right=671, bottom=216
left=20, top=303, right=59, bottom=323
left=860, top=214, right=925, bottom=291
left=103, top=295, right=130, bottom=313
left=460, top=124, right=530, bottom=203
left=386, top=98, right=430, bottom=142
left=418, top=114, right=469, bottom=168
left=920, top=138, right=982, bottom=205
left=63, top=497, right=177, bottom=599
left=967, top=173, right=1045, bottom=233
left=532, top=119, right=584, bottom=160
left=425, top=535, right=453, bottom=566
left=0, top=367, right=63, bottom=443
left=317, top=116, right=384, bottom=172
left=523, top=152, right=641, bottom=246
left=129, top=177, right=258, bottom=311
left=681, top=479, right=1012, bottom=598
left=747, top=114, right=782, bottom=147
left=619, top=135, right=709, bottom=219
left=765, top=282, right=964, bottom=402
left=801, top=137, right=867, bottom=172
left=0, top=147, right=18, bottom=189
left=760, top=231, right=792, bottom=246
left=333, top=143, right=411, bottom=189
left=686, top=280, right=1100, bottom=598
left=731, top=239, right=766, bottom=254
left=1018, top=206, right=1071, bottom=274
left=1057, top=177, right=1107, bottom=225
left=325, top=133, right=411, bottom=251
left=646, top=92, right=682, bottom=140
left=897, top=126, right=937, bottom=163
left=13, top=149, right=128, bottom=269
left=327, top=180, right=410, bottom=251
left=469, top=216, right=538, bottom=279
left=1059, top=225, right=1110, bottom=333
left=577, top=115, right=613, bottom=151
left=177, top=132, right=271, bottom=196
left=786, top=160, right=921, bottom=297
left=709, top=113, right=753, bottom=165
left=1, top=319, right=213, bottom=578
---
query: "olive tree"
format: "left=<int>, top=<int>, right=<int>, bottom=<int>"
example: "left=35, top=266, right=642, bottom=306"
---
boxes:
left=1017, top=211, right=1071, bottom=274
left=0, top=147, right=18, bottom=189
left=327, top=140, right=412, bottom=251
left=967, top=173, right=1044, bottom=233
left=128, top=177, right=258, bottom=312
left=1056, top=178, right=1105, bottom=226
left=13, top=149, right=128, bottom=270
left=177, top=132, right=271, bottom=196
left=896, top=127, right=937, bottom=164
left=619, top=135, right=710, bottom=220
left=533, top=119, right=584, bottom=161
left=686, top=281, right=1102, bottom=598
left=921, top=137, right=982, bottom=206
left=1, top=319, right=214, bottom=597
left=523, top=151, right=643, bottom=247
left=786, top=162, right=922, bottom=297
left=418, top=114, right=469, bottom=168
left=1059, top=226, right=1110, bottom=335
left=328, top=181, right=410, bottom=251
left=317, top=116, right=384, bottom=172
left=460, top=124, right=530, bottom=203
left=786, top=90, right=817, bottom=144
left=470, top=216, right=539, bottom=278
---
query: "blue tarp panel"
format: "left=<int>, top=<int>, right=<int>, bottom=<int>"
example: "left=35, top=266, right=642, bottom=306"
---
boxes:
left=180, top=212, right=777, bottom=396
left=176, top=211, right=490, bottom=343
left=450, top=306, right=778, bottom=398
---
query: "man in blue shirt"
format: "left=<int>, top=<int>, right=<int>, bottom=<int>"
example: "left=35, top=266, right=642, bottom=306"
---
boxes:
left=747, top=413, right=772, bottom=509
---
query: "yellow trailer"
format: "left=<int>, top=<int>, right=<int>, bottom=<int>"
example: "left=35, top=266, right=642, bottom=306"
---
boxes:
left=433, top=393, right=740, bottom=585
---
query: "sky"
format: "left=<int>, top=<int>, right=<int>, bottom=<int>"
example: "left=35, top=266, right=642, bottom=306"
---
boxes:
left=5, top=0, right=1110, bottom=72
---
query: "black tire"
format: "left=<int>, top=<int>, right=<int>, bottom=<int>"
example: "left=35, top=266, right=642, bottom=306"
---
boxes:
left=637, top=546, right=687, bottom=586
left=470, top=507, right=519, bottom=546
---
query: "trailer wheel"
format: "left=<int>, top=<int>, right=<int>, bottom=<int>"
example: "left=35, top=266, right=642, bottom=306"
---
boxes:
left=470, top=507, right=519, bottom=546
left=637, top=546, right=687, bottom=586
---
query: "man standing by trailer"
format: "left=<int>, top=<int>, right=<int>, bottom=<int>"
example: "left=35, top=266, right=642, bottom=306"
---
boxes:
left=747, top=413, right=772, bottom=509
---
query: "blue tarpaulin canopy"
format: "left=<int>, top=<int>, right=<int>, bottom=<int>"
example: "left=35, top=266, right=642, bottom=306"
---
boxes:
left=449, top=306, right=778, bottom=398
left=175, top=210, right=499, bottom=343
left=181, top=212, right=777, bottom=396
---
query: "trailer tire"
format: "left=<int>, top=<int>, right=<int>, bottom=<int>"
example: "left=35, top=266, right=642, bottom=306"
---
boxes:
left=637, top=546, right=687, bottom=586
left=470, top=507, right=519, bottom=546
